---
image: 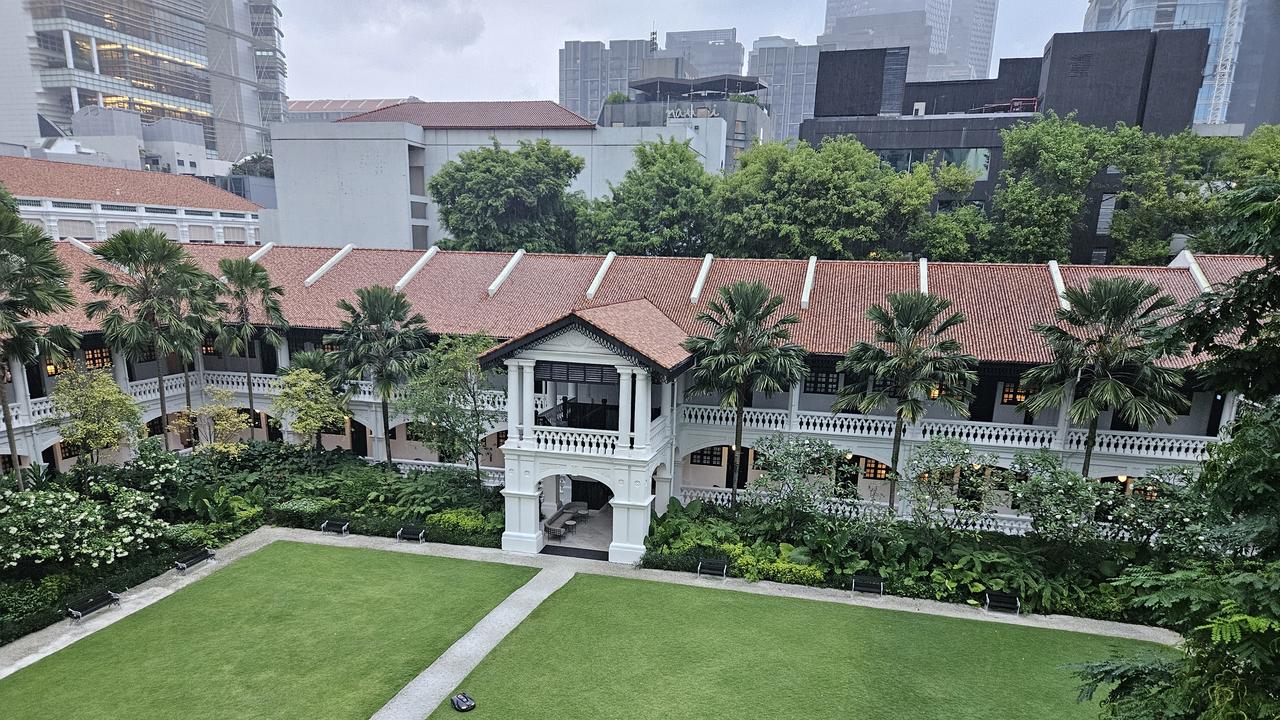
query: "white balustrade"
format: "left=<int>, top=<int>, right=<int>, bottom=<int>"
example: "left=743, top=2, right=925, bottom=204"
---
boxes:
left=531, top=427, right=620, bottom=456
left=681, top=405, right=789, bottom=431
left=382, top=458, right=506, bottom=487
left=29, top=398, right=57, bottom=422
left=920, top=419, right=1056, bottom=449
left=794, top=411, right=897, bottom=438
left=1067, top=429, right=1210, bottom=461
left=680, top=485, right=1036, bottom=537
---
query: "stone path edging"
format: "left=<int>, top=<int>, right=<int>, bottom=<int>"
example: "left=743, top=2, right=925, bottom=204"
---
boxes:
left=0, top=524, right=1181, bottom=684
left=370, top=567, right=575, bottom=720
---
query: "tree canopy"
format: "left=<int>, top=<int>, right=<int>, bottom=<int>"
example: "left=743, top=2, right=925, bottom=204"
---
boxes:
left=429, top=139, right=588, bottom=253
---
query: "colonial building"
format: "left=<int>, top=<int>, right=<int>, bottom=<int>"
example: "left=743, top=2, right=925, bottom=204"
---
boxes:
left=0, top=155, right=262, bottom=245
left=0, top=242, right=1261, bottom=563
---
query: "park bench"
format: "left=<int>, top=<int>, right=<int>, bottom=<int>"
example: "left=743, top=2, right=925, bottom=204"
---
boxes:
left=397, top=525, right=426, bottom=543
left=66, top=589, right=120, bottom=622
left=174, top=547, right=215, bottom=574
left=319, top=518, right=350, bottom=536
left=696, top=558, right=728, bottom=579
left=984, top=590, right=1022, bottom=614
left=851, top=575, right=885, bottom=596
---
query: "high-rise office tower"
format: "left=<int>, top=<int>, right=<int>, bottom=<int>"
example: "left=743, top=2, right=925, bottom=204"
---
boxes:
left=1084, top=0, right=1279, bottom=131
left=747, top=36, right=823, bottom=141
left=821, top=0, right=999, bottom=81
left=664, top=29, right=746, bottom=76
left=0, top=0, right=287, bottom=161
left=560, top=29, right=747, bottom=122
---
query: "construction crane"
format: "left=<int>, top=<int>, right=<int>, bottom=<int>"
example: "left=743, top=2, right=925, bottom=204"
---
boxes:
left=1207, top=0, right=1245, bottom=124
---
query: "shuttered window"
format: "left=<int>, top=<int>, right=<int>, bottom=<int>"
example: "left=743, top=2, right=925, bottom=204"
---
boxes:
left=223, top=226, right=247, bottom=244
left=533, top=361, right=619, bottom=385
left=188, top=225, right=215, bottom=243
left=57, top=219, right=95, bottom=239
left=105, top=221, right=138, bottom=235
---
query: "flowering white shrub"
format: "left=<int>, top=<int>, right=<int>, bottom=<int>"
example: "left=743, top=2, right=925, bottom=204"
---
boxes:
left=1009, top=450, right=1103, bottom=544
left=123, top=436, right=182, bottom=494
left=0, top=483, right=167, bottom=570
left=903, top=437, right=1001, bottom=532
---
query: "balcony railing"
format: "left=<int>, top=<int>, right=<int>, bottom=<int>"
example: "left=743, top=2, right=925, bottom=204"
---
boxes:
left=680, top=403, right=1212, bottom=462
left=530, top=427, right=620, bottom=456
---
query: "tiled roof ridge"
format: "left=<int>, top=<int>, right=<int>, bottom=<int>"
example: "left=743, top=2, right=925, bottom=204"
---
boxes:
left=0, top=155, right=261, bottom=211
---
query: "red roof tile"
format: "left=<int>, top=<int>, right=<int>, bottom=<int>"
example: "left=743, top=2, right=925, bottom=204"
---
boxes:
left=41, top=244, right=1261, bottom=368
left=0, top=156, right=260, bottom=212
left=337, top=100, right=595, bottom=129
left=1193, top=254, right=1266, bottom=289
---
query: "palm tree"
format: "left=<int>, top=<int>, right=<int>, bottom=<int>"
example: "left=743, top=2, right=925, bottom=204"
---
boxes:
left=215, top=258, right=287, bottom=441
left=0, top=214, right=80, bottom=487
left=1020, top=276, right=1189, bottom=476
left=164, top=275, right=223, bottom=434
left=834, top=291, right=978, bottom=505
left=83, top=229, right=212, bottom=450
left=681, top=281, right=808, bottom=505
left=324, top=286, right=431, bottom=464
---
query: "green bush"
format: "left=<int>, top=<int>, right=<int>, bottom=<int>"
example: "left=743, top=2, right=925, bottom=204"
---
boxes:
left=271, top=497, right=341, bottom=528
left=424, top=508, right=502, bottom=547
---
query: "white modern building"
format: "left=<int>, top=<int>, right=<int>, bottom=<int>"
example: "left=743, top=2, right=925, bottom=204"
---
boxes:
left=1, top=242, right=1259, bottom=563
left=271, top=100, right=727, bottom=249
left=0, top=154, right=261, bottom=245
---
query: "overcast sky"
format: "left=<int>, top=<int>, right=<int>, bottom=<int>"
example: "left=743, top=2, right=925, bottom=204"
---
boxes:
left=284, top=0, right=1090, bottom=102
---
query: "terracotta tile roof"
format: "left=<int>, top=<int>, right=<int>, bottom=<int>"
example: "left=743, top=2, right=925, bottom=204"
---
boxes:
left=43, top=244, right=1261, bottom=368
left=336, top=100, right=595, bottom=129
left=0, top=156, right=260, bottom=212
left=1192, top=254, right=1266, bottom=289
left=575, top=299, right=692, bottom=370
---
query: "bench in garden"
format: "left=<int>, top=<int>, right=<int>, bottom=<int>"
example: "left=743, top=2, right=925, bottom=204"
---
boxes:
left=696, top=559, right=728, bottom=579
left=66, top=589, right=120, bottom=622
left=984, top=590, right=1021, bottom=614
left=174, top=547, right=215, bottom=574
left=851, top=575, right=885, bottom=596
left=397, top=525, right=426, bottom=543
left=319, top=518, right=350, bottom=536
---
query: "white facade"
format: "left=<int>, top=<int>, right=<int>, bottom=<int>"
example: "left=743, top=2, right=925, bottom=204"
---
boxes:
left=270, top=120, right=728, bottom=249
left=13, top=198, right=260, bottom=246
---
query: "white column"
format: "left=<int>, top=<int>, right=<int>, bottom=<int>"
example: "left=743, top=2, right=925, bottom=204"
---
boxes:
left=1053, top=380, right=1075, bottom=450
left=653, top=466, right=673, bottom=517
left=634, top=369, right=651, bottom=449
left=788, top=382, right=802, bottom=431
left=501, top=461, right=545, bottom=555
left=70, top=87, right=80, bottom=112
left=1218, top=392, right=1240, bottom=434
left=617, top=367, right=634, bottom=448
left=109, top=349, right=130, bottom=389
left=608, top=468, right=653, bottom=563
left=504, top=360, right=520, bottom=441
left=89, top=36, right=100, bottom=74
left=275, top=341, right=290, bottom=370
left=520, top=361, right=535, bottom=444
left=660, top=378, right=673, bottom=419
left=8, top=356, right=32, bottom=418
left=62, top=29, right=74, bottom=68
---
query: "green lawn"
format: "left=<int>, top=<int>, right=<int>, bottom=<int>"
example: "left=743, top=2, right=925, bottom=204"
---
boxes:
left=0, top=541, right=537, bottom=720
left=429, top=574, right=1156, bottom=720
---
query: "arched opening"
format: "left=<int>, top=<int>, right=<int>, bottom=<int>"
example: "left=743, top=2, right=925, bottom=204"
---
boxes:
left=680, top=444, right=760, bottom=490
left=539, top=473, right=613, bottom=560
left=833, top=452, right=896, bottom=504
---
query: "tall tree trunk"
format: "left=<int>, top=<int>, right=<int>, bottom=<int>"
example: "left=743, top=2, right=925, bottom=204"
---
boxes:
left=181, top=366, right=196, bottom=447
left=381, top=396, right=393, bottom=467
left=245, top=359, right=257, bottom=442
left=890, top=414, right=905, bottom=507
left=731, top=403, right=745, bottom=506
left=157, top=353, right=172, bottom=451
left=1081, top=416, right=1099, bottom=477
left=1, top=381, right=23, bottom=489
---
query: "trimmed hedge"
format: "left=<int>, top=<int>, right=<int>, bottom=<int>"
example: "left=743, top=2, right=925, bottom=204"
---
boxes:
left=424, top=508, right=503, bottom=548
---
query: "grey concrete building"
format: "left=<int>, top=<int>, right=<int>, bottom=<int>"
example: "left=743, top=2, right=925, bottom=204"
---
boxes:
left=0, top=0, right=287, bottom=162
left=1084, top=0, right=1280, bottom=132
left=597, top=75, right=770, bottom=171
left=748, top=36, right=823, bottom=141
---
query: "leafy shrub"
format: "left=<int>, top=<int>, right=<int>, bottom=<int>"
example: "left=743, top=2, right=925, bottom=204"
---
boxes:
left=425, top=508, right=502, bottom=547
left=271, top=497, right=341, bottom=528
left=398, top=467, right=500, bottom=520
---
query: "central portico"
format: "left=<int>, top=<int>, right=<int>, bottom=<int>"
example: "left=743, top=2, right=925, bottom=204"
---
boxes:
left=480, top=299, right=687, bottom=563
